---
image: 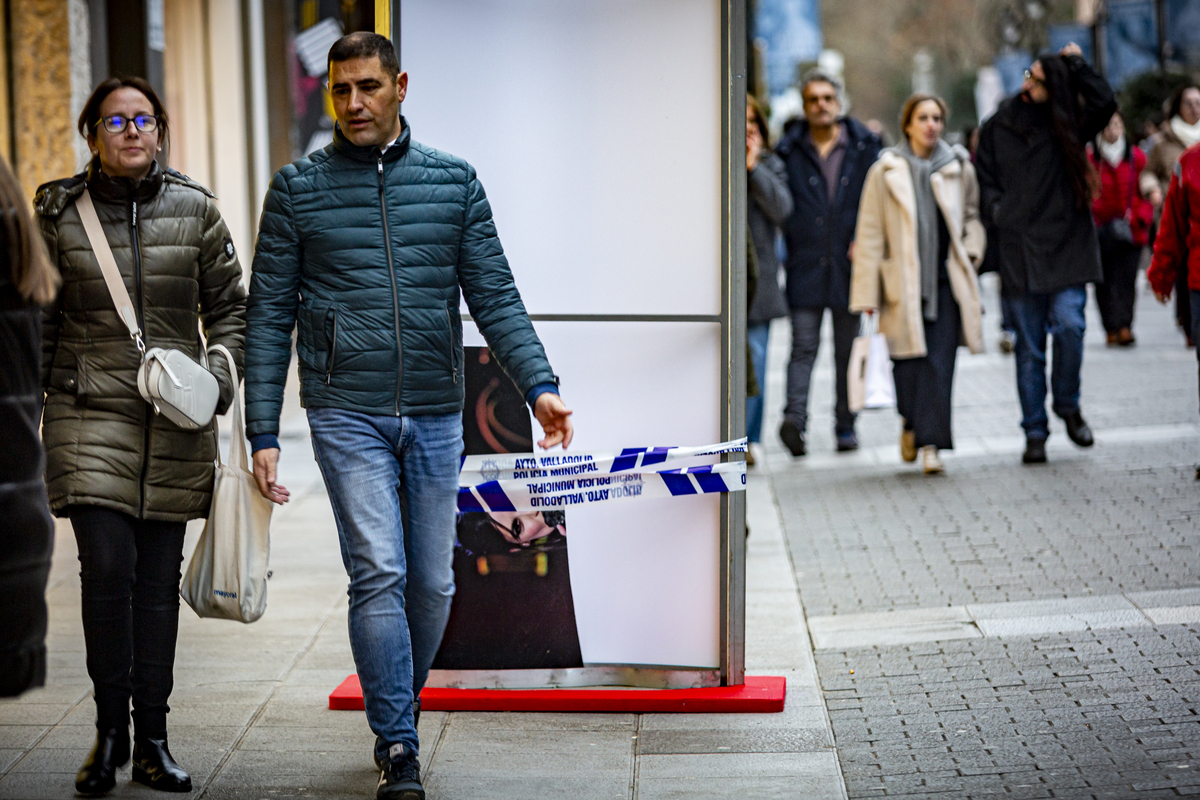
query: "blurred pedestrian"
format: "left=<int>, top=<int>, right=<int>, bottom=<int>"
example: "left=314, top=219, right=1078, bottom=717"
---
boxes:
left=35, top=77, right=246, bottom=796
left=0, top=155, right=58, bottom=698
left=245, top=33, right=572, bottom=800
left=851, top=95, right=985, bottom=474
left=975, top=43, right=1116, bottom=465
left=1147, top=143, right=1200, bottom=469
left=775, top=68, right=882, bottom=456
left=1089, top=111, right=1154, bottom=346
left=965, top=124, right=1016, bottom=353
left=745, top=96, right=793, bottom=464
left=1143, top=84, right=1200, bottom=346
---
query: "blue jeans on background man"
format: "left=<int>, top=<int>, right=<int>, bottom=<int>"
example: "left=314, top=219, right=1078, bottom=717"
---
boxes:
left=1192, top=291, right=1200, bottom=410
left=1008, top=285, right=1087, bottom=440
left=747, top=323, right=771, bottom=443
left=307, top=408, right=463, bottom=759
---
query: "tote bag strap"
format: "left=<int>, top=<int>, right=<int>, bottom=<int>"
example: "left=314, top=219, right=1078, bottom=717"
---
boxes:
left=76, top=189, right=145, bottom=353
left=206, top=343, right=247, bottom=471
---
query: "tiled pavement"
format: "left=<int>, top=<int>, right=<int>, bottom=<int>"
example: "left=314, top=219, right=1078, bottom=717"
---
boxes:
left=756, top=274, right=1200, bottom=798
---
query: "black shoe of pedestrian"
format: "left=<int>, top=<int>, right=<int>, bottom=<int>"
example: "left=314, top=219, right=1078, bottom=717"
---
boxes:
left=75, top=728, right=129, bottom=796
left=131, top=737, right=191, bottom=793
left=1022, top=438, right=1047, bottom=464
left=1061, top=411, right=1094, bottom=448
left=836, top=430, right=859, bottom=452
left=779, top=420, right=806, bottom=457
left=377, top=744, right=424, bottom=800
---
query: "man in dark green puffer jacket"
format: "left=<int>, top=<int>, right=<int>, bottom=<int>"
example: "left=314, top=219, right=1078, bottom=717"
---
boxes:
left=244, top=33, right=573, bottom=800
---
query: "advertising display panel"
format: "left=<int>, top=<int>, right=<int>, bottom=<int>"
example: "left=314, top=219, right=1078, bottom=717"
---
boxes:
left=399, top=0, right=747, bottom=687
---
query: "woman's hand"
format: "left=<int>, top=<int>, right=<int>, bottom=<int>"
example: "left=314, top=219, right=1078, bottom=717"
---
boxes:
left=1154, top=290, right=1171, bottom=305
left=747, top=125, right=763, bottom=172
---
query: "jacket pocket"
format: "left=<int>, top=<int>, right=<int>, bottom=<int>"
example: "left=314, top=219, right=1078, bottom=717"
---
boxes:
left=323, top=309, right=339, bottom=385
left=879, top=258, right=903, bottom=305
left=297, top=301, right=337, bottom=378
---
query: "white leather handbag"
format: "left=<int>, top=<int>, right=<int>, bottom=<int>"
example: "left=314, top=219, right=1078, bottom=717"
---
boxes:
left=76, top=189, right=221, bottom=429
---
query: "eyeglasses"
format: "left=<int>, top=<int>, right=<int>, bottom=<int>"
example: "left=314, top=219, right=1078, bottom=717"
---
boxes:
left=1023, top=69, right=1044, bottom=86
left=95, top=114, right=159, bottom=134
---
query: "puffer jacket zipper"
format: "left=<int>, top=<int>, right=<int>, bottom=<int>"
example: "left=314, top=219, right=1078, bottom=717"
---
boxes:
left=446, top=305, right=458, bottom=384
left=324, top=310, right=338, bottom=385
left=378, top=155, right=403, bottom=415
left=131, top=197, right=152, bottom=516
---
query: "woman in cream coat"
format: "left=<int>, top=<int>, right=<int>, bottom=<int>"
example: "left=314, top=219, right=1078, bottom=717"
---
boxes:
left=850, top=94, right=985, bottom=473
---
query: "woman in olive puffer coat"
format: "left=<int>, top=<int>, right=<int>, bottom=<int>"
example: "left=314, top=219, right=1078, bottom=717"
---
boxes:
left=35, top=77, right=245, bottom=797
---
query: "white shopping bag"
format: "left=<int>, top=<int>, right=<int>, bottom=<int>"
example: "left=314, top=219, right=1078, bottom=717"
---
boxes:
left=181, top=345, right=273, bottom=623
left=848, top=317, right=896, bottom=412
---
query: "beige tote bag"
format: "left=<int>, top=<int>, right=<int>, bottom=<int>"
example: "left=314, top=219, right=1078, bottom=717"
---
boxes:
left=181, top=344, right=273, bottom=622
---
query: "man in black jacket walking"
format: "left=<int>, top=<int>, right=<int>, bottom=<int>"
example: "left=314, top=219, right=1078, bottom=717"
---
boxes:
left=776, top=70, right=882, bottom=455
left=976, top=43, right=1116, bottom=464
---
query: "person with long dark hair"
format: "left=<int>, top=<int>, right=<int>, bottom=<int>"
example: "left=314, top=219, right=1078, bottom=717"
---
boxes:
left=35, top=77, right=246, bottom=795
left=0, top=154, right=58, bottom=698
left=975, top=43, right=1116, bottom=464
left=851, top=95, right=986, bottom=474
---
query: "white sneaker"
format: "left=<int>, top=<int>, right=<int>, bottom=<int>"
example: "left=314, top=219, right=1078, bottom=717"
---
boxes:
left=921, top=446, right=944, bottom=474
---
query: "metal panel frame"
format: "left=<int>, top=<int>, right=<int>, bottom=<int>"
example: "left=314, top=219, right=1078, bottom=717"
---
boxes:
left=394, top=0, right=748, bottom=688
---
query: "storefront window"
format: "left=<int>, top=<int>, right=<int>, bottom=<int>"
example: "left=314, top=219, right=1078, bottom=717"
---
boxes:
left=291, top=0, right=375, bottom=157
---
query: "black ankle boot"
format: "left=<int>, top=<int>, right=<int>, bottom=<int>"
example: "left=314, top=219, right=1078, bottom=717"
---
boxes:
left=75, top=727, right=130, bottom=796
left=132, top=737, right=192, bottom=793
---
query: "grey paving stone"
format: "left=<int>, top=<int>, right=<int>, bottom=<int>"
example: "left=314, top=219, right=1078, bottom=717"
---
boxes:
left=635, top=726, right=832, bottom=754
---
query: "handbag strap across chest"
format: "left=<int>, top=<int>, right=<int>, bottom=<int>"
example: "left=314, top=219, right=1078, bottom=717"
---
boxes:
left=75, top=188, right=146, bottom=354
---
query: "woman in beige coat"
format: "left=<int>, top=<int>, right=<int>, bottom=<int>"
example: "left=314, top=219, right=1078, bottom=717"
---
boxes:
left=850, top=94, right=985, bottom=473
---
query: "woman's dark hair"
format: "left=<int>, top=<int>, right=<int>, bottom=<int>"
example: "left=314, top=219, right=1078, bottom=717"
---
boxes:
left=0, top=156, right=57, bottom=304
left=77, top=76, right=170, bottom=155
left=1038, top=55, right=1095, bottom=208
left=747, top=95, right=770, bottom=146
left=1167, top=83, right=1200, bottom=119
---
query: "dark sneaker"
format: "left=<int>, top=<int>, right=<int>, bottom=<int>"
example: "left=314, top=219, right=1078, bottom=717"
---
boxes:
left=375, top=700, right=421, bottom=769
left=835, top=430, right=859, bottom=452
left=779, top=420, right=806, bottom=457
left=377, top=744, right=424, bottom=800
left=1022, top=437, right=1047, bottom=464
left=1061, top=411, right=1094, bottom=448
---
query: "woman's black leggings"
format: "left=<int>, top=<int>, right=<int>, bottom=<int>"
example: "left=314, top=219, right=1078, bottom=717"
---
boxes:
left=67, top=506, right=186, bottom=738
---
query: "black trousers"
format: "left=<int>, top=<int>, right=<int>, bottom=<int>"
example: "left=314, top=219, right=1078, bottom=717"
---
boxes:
left=1094, top=232, right=1141, bottom=334
left=786, top=306, right=861, bottom=434
left=892, top=282, right=960, bottom=451
left=68, top=506, right=186, bottom=738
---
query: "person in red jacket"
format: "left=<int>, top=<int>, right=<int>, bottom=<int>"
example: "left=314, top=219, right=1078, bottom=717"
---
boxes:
left=1091, top=111, right=1155, bottom=346
left=1149, top=143, right=1200, bottom=435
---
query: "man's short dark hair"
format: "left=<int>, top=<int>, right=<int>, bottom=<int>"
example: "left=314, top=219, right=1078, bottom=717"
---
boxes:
left=328, top=32, right=400, bottom=79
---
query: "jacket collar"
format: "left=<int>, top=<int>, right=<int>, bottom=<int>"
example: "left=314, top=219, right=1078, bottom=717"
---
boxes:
left=85, top=158, right=163, bottom=205
left=778, top=115, right=876, bottom=158
left=878, top=146, right=967, bottom=219
left=333, top=115, right=411, bottom=163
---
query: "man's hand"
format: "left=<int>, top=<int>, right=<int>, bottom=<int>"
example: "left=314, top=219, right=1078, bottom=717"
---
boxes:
left=533, top=393, right=574, bottom=450
left=1149, top=188, right=1164, bottom=207
left=1155, top=290, right=1172, bottom=305
left=747, top=125, right=763, bottom=172
left=1059, top=42, right=1083, bottom=58
left=252, top=448, right=291, bottom=504
left=848, top=241, right=856, bottom=261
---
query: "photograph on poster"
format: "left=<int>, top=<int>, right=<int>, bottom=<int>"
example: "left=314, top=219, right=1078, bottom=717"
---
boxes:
left=432, top=347, right=584, bottom=671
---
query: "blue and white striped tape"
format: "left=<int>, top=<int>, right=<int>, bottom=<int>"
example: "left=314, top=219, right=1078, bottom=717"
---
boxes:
left=458, top=461, right=746, bottom=513
left=458, top=438, right=748, bottom=486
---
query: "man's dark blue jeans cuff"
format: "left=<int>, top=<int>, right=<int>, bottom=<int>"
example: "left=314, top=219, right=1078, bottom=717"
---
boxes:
left=525, top=383, right=559, bottom=410
left=250, top=434, right=280, bottom=453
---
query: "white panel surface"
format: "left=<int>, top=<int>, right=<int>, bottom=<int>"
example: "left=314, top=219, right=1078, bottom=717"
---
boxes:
left=402, top=0, right=722, bottom=316
left=463, top=320, right=722, bottom=667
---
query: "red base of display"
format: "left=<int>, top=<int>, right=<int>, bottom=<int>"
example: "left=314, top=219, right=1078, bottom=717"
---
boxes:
left=329, top=674, right=786, bottom=713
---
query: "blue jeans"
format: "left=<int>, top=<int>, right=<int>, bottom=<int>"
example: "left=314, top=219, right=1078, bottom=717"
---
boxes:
left=1009, top=285, right=1087, bottom=440
left=308, top=408, right=463, bottom=757
left=747, top=322, right=771, bottom=443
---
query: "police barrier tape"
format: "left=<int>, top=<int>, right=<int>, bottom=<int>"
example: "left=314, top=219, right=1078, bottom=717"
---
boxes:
left=458, top=438, right=748, bottom=486
left=458, top=461, right=747, bottom=513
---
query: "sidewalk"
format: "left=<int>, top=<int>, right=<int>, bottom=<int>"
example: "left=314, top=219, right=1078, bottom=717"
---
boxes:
left=0, top=391, right=846, bottom=798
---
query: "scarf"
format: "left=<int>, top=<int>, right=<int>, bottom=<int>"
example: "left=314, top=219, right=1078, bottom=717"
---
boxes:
left=1171, top=115, right=1200, bottom=149
left=1098, top=135, right=1126, bottom=167
left=896, top=138, right=956, bottom=321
